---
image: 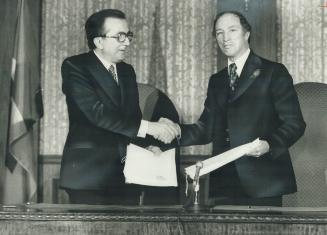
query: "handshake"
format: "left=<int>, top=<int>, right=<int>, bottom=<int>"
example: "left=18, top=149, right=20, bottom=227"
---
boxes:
left=148, top=118, right=181, bottom=144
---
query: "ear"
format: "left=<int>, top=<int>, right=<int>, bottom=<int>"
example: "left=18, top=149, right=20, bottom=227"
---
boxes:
left=93, top=37, right=103, bottom=49
left=245, top=31, right=250, bottom=41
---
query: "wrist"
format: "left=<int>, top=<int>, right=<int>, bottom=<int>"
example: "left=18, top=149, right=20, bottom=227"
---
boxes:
left=147, top=122, right=157, bottom=136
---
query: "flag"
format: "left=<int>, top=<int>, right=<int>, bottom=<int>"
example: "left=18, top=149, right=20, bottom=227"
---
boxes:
left=4, top=0, right=43, bottom=204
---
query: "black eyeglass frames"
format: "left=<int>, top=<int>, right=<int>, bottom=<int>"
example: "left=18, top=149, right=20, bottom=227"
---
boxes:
left=100, top=31, right=134, bottom=43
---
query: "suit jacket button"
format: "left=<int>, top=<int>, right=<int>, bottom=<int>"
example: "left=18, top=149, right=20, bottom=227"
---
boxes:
left=226, top=137, right=230, bottom=142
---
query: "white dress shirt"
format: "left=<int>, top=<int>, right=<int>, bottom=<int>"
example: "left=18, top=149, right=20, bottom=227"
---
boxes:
left=227, top=48, right=251, bottom=77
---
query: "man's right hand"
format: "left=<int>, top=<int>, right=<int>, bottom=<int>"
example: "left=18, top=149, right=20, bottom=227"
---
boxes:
left=147, top=119, right=180, bottom=144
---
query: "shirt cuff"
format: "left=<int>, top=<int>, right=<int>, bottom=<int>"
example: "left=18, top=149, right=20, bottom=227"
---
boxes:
left=137, top=120, right=149, bottom=138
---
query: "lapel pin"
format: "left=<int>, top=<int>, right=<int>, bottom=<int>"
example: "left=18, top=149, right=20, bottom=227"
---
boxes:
left=250, top=69, right=261, bottom=79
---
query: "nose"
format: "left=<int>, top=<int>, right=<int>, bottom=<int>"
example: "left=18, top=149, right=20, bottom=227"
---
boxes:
left=123, top=37, right=130, bottom=46
left=223, top=32, right=230, bottom=42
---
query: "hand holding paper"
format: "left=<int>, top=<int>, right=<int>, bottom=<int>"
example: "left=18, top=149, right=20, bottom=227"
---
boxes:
left=146, top=145, right=162, bottom=155
left=185, top=138, right=263, bottom=179
left=124, top=144, right=177, bottom=187
left=245, top=139, right=269, bottom=157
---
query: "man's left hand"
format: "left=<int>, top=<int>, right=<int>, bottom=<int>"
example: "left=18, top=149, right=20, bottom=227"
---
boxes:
left=146, top=145, right=162, bottom=155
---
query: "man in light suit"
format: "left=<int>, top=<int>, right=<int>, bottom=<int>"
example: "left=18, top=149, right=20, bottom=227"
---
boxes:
left=59, top=9, right=179, bottom=204
left=163, top=11, right=306, bottom=206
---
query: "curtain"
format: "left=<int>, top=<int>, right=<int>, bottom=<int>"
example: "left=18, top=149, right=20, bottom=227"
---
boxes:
left=41, top=0, right=327, bottom=156
left=277, top=0, right=327, bottom=83
left=40, top=0, right=218, bottom=156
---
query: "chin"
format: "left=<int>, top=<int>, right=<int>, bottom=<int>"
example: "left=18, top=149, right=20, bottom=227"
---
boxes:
left=114, top=58, right=124, bottom=63
left=221, top=49, right=233, bottom=57
left=224, top=52, right=236, bottom=58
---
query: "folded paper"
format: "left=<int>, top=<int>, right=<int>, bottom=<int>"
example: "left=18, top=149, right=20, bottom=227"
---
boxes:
left=123, top=144, right=178, bottom=187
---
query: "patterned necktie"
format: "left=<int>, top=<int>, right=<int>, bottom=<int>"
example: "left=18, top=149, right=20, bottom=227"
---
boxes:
left=229, top=63, right=238, bottom=91
left=108, top=64, right=119, bottom=84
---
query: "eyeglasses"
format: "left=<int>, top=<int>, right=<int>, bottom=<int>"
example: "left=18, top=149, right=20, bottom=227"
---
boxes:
left=100, top=31, right=134, bottom=43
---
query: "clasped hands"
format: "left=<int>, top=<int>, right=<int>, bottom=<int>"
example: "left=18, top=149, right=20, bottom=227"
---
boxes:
left=148, top=118, right=181, bottom=144
left=147, top=118, right=270, bottom=158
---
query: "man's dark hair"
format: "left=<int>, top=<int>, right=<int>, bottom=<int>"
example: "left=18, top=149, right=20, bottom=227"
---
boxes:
left=212, top=11, right=252, bottom=41
left=85, top=9, right=126, bottom=50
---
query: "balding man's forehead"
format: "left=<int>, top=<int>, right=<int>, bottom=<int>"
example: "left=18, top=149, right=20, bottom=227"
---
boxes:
left=215, top=13, right=241, bottom=29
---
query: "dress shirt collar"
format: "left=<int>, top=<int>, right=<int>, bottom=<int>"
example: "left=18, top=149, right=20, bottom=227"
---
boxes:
left=227, top=48, right=250, bottom=77
left=93, top=50, right=117, bottom=72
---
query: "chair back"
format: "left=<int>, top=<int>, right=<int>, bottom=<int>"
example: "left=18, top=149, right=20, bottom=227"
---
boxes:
left=283, top=82, right=327, bottom=206
left=137, top=83, right=160, bottom=121
left=136, top=83, right=180, bottom=205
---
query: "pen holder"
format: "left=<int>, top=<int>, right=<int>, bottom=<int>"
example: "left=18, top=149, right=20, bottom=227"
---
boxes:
left=183, top=162, right=209, bottom=212
left=184, top=178, right=208, bottom=212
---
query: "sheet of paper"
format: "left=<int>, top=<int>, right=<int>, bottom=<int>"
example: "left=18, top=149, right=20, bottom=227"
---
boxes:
left=123, top=144, right=178, bottom=187
left=185, top=139, right=260, bottom=179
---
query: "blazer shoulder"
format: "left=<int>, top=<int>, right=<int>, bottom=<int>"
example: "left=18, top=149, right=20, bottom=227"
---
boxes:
left=209, top=67, right=228, bottom=84
left=256, top=54, right=288, bottom=71
left=61, top=53, right=92, bottom=82
left=62, top=52, right=90, bottom=66
left=61, top=55, right=89, bottom=79
left=254, top=55, right=293, bottom=85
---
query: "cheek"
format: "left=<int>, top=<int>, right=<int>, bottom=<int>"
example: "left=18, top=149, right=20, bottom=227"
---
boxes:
left=216, top=37, right=223, bottom=45
left=106, top=43, right=118, bottom=51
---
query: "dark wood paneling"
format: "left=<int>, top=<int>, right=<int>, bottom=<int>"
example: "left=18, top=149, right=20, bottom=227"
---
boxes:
left=216, top=0, right=277, bottom=70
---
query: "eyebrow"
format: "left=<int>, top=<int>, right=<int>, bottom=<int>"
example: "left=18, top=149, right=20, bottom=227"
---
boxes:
left=216, top=25, right=240, bottom=31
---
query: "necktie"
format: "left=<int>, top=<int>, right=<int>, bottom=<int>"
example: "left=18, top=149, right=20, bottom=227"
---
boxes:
left=108, top=64, right=118, bottom=84
left=229, top=63, right=238, bottom=91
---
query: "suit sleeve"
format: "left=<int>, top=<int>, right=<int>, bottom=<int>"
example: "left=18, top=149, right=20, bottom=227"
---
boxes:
left=179, top=77, right=218, bottom=146
left=62, top=58, right=142, bottom=138
left=264, top=64, right=306, bottom=158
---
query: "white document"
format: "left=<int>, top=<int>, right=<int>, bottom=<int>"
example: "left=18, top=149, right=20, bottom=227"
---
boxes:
left=185, top=138, right=261, bottom=179
left=123, top=144, right=178, bottom=187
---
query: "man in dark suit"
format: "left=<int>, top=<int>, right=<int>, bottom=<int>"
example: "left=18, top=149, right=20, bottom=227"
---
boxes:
left=163, top=11, right=306, bottom=206
left=59, top=9, right=179, bottom=205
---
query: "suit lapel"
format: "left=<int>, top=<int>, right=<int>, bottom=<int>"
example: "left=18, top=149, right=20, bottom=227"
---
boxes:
left=230, top=52, right=262, bottom=103
left=116, top=63, right=127, bottom=106
left=216, top=68, right=230, bottom=108
left=86, top=52, right=121, bottom=107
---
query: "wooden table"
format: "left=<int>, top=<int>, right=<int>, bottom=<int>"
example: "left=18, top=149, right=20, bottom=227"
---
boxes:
left=1, top=204, right=327, bottom=235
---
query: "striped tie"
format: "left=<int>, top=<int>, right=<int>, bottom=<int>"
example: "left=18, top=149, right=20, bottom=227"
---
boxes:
left=108, top=64, right=118, bottom=84
left=229, top=63, right=238, bottom=91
